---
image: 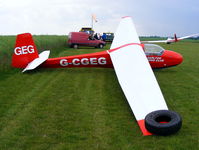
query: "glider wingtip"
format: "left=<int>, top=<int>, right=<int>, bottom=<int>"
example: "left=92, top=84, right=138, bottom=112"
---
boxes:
left=122, top=16, right=131, bottom=19
left=137, top=120, right=153, bottom=136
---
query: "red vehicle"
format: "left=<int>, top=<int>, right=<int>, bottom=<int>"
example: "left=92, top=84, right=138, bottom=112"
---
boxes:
left=68, top=32, right=105, bottom=49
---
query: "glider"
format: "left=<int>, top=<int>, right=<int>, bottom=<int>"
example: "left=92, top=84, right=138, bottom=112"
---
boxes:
left=12, top=17, right=182, bottom=136
left=142, top=33, right=199, bottom=44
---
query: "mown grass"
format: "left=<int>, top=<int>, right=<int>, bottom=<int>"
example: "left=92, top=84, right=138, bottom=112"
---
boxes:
left=0, top=36, right=198, bottom=150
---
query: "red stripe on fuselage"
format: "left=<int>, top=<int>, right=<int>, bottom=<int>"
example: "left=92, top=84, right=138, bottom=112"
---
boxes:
left=122, top=16, right=131, bottom=19
left=108, top=43, right=142, bottom=53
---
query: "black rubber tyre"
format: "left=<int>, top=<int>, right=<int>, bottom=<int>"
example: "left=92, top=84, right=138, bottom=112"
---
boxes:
left=98, top=44, right=104, bottom=49
left=73, top=44, right=78, bottom=49
left=145, top=110, right=182, bottom=136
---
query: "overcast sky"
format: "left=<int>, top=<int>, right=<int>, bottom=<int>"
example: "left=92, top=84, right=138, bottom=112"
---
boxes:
left=0, top=0, right=198, bottom=36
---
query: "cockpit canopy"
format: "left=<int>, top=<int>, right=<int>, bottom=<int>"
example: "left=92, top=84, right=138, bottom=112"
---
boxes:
left=144, top=44, right=164, bottom=56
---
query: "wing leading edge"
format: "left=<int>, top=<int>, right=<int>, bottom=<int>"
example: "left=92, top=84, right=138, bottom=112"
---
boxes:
left=109, top=17, right=168, bottom=135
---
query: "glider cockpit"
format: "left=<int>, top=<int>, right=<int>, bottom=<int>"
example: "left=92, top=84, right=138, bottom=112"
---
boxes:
left=144, top=44, right=164, bottom=56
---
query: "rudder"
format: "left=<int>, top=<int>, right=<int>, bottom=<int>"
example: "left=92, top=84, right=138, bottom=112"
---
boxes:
left=12, top=33, right=39, bottom=68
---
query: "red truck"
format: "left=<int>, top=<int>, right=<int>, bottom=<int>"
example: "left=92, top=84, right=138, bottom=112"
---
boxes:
left=68, top=32, right=106, bottom=49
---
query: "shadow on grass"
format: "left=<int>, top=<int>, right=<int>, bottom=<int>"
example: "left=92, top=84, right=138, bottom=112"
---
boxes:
left=5, top=65, right=180, bottom=79
left=153, top=67, right=179, bottom=73
left=22, top=67, right=115, bottom=75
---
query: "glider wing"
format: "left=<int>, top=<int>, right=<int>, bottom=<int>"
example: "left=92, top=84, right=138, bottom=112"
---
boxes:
left=177, top=33, right=199, bottom=40
left=142, top=33, right=199, bottom=44
left=108, top=17, right=168, bottom=135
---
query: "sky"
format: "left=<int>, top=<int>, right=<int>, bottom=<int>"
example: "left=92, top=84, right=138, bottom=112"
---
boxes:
left=0, top=0, right=198, bottom=36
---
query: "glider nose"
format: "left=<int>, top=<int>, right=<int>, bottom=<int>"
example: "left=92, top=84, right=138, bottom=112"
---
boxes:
left=173, top=52, right=183, bottom=65
left=164, top=50, right=183, bottom=67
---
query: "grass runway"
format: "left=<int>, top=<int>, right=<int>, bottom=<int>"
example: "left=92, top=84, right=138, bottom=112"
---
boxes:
left=0, top=35, right=198, bottom=149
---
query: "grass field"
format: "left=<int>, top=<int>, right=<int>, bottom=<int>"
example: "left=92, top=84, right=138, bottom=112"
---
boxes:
left=0, top=35, right=199, bottom=150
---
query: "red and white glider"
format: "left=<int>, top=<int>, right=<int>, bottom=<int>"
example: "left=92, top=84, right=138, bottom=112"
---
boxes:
left=142, top=33, right=199, bottom=44
left=12, top=17, right=182, bottom=136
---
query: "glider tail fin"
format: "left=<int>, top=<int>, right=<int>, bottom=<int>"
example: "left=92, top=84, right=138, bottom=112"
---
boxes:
left=12, top=33, right=39, bottom=68
left=174, top=33, right=178, bottom=42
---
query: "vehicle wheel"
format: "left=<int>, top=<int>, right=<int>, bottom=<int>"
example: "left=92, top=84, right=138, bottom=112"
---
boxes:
left=145, top=110, right=182, bottom=136
left=73, top=44, right=78, bottom=49
left=98, top=44, right=104, bottom=49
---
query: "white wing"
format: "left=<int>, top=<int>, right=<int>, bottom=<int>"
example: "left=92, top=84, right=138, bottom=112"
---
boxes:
left=110, top=16, right=140, bottom=49
left=108, top=17, right=168, bottom=135
left=178, top=33, right=199, bottom=40
left=141, top=40, right=168, bottom=44
left=142, top=33, right=199, bottom=44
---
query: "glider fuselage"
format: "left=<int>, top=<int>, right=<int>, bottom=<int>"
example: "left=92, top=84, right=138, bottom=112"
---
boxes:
left=41, top=47, right=183, bottom=69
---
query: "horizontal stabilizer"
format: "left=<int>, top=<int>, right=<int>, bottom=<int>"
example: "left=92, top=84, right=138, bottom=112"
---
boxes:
left=22, top=50, right=50, bottom=72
